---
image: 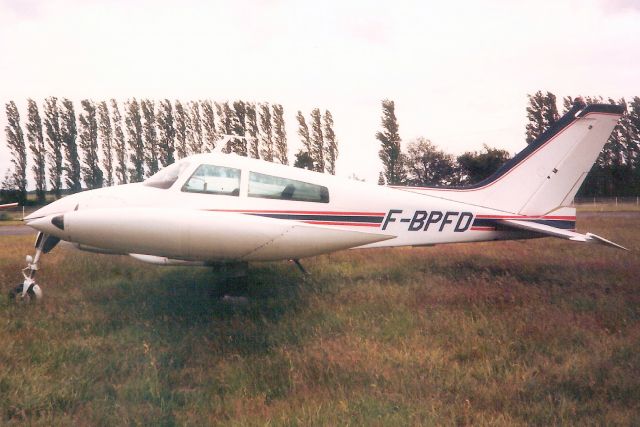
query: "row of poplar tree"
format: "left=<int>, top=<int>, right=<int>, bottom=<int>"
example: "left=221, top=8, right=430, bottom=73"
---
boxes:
left=376, top=93, right=640, bottom=197
left=2, top=98, right=338, bottom=204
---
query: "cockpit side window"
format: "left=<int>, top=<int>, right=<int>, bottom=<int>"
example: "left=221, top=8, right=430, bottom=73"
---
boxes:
left=248, top=172, right=329, bottom=203
left=143, top=161, right=191, bottom=189
left=182, top=164, right=241, bottom=196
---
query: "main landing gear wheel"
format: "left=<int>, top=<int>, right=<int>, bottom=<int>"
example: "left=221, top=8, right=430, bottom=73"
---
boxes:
left=8, top=283, right=43, bottom=303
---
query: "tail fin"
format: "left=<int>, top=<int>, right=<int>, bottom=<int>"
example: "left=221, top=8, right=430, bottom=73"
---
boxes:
left=409, top=101, right=625, bottom=215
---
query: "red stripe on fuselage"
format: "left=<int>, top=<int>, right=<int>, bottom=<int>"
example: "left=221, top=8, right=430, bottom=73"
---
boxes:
left=475, top=215, right=576, bottom=220
left=205, top=209, right=386, bottom=216
left=302, top=221, right=381, bottom=227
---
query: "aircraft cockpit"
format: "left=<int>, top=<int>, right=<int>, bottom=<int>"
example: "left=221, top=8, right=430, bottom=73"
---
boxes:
left=144, top=158, right=329, bottom=203
left=143, top=160, right=192, bottom=189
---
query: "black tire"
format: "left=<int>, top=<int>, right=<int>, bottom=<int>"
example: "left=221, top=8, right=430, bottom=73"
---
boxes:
left=8, top=284, right=40, bottom=302
left=8, top=284, right=22, bottom=300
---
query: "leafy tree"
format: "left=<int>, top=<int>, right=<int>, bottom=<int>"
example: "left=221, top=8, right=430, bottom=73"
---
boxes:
left=630, top=97, right=640, bottom=162
left=216, top=101, right=233, bottom=137
left=323, top=110, right=338, bottom=175
left=294, top=110, right=312, bottom=169
left=228, top=100, right=247, bottom=156
left=26, top=99, right=47, bottom=202
left=629, top=97, right=640, bottom=137
left=378, top=172, right=385, bottom=185
left=4, top=101, right=27, bottom=203
left=525, top=91, right=559, bottom=144
left=586, top=98, right=635, bottom=196
left=296, top=111, right=312, bottom=152
left=0, top=170, right=23, bottom=203
left=125, top=98, right=144, bottom=182
left=564, top=95, right=639, bottom=197
left=187, top=101, right=203, bottom=155
left=201, top=99, right=217, bottom=151
left=272, top=104, right=288, bottom=164
left=542, top=93, right=559, bottom=131
left=97, top=101, right=114, bottom=186
left=457, top=144, right=511, bottom=184
left=562, top=96, right=577, bottom=114
left=157, top=99, right=175, bottom=167
left=613, top=97, right=637, bottom=192
left=601, top=98, right=628, bottom=167
left=141, top=99, right=159, bottom=175
left=405, top=137, right=459, bottom=186
left=233, top=101, right=247, bottom=136
left=310, top=108, right=324, bottom=172
left=246, top=102, right=260, bottom=159
left=111, top=99, right=128, bottom=184
left=293, top=150, right=314, bottom=170
left=561, top=95, right=592, bottom=114
left=376, top=99, right=405, bottom=185
left=43, top=97, right=63, bottom=198
left=174, top=100, right=188, bottom=159
left=259, top=103, right=274, bottom=161
left=60, top=98, right=82, bottom=192
left=78, top=99, right=103, bottom=189
left=630, top=97, right=640, bottom=192
left=213, top=101, right=232, bottom=153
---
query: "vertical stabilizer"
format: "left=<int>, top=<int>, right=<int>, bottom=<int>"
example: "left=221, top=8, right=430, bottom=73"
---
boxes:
left=403, top=101, right=624, bottom=215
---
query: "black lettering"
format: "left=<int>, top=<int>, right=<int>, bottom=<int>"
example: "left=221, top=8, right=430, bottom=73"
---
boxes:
left=408, top=210, right=428, bottom=231
left=454, top=212, right=474, bottom=232
left=424, top=211, right=443, bottom=231
left=382, top=209, right=402, bottom=230
left=439, top=211, right=459, bottom=231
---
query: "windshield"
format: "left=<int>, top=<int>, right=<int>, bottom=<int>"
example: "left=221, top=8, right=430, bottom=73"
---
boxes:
left=143, top=161, right=191, bottom=189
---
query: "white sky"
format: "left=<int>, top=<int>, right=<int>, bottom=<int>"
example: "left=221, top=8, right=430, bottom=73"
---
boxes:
left=1, top=0, right=639, bottom=185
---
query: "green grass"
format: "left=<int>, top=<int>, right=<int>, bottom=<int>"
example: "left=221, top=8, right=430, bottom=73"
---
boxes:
left=0, top=214, right=639, bottom=425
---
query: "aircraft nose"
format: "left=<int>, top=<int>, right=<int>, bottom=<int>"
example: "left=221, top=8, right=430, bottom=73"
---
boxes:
left=26, top=213, right=66, bottom=237
left=24, top=195, right=80, bottom=221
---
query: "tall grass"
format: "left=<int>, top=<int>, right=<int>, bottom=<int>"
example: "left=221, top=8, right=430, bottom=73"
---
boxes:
left=0, top=215, right=639, bottom=425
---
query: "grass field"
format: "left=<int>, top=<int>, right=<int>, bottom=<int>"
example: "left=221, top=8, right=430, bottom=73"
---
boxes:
left=0, top=213, right=639, bottom=425
left=575, top=203, right=640, bottom=213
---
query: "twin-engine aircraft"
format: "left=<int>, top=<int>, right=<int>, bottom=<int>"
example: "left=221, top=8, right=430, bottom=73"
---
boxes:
left=12, top=101, right=627, bottom=301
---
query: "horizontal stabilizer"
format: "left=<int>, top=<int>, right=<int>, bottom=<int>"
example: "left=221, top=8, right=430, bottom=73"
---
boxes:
left=499, top=219, right=627, bottom=251
left=584, top=232, right=628, bottom=251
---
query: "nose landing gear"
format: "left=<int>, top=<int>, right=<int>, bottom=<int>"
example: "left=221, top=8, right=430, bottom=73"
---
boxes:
left=8, top=232, right=59, bottom=303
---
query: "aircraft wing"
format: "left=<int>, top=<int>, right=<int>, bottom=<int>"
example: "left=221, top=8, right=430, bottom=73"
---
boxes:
left=498, top=219, right=627, bottom=250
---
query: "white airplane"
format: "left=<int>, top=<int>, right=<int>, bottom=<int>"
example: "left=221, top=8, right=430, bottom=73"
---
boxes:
left=11, top=101, right=627, bottom=301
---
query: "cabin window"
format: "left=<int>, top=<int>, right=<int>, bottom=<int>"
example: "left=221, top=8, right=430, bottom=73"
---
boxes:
left=144, top=161, right=191, bottom=189
left=248, top=172, right=329, bottom=203
left=182, top=164, right=241, bottom=196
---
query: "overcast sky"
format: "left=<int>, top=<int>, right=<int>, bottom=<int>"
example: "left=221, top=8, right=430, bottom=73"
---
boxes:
left=1, top=0, right=639, bottom=185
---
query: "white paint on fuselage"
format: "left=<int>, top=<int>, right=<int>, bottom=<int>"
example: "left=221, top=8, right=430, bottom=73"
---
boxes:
left=24, top=152, right=556, bottom=262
